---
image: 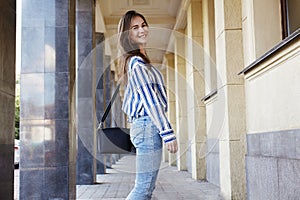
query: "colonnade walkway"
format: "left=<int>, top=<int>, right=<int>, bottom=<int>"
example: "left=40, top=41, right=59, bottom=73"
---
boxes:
left=77, top=155, right=223, bottom=200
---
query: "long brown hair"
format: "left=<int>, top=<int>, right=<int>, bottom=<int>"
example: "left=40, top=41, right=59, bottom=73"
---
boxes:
left=118, top=10, right=151, bottom=84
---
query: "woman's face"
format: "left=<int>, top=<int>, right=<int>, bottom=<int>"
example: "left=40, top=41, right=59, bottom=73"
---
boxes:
left=129, top=16, right=149, bottom=47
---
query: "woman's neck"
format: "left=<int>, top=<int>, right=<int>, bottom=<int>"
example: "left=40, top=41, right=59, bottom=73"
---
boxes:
left=139, top=44, right=146, bottom=56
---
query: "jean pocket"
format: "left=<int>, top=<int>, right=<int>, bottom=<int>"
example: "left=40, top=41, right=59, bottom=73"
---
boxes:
left=130, top=125, right=145, bottom=147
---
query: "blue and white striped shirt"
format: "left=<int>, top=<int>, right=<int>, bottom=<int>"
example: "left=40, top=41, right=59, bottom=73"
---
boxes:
left=122, top=56, right=176, bottom=143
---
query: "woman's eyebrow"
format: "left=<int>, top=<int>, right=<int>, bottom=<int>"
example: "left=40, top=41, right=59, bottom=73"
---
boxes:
left=130, top=24, right=139, bottom=29
left=130, top=21, right=147, bottom=28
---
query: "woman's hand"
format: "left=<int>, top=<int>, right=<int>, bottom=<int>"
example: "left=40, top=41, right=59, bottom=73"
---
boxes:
left=166, top=139, right=178, bottom=153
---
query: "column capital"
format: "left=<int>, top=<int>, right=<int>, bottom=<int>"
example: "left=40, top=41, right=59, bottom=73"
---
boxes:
left=164, top=52, right=174, bottom=60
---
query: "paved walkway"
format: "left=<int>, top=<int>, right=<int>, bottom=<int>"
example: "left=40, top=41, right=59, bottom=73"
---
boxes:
left=77, top=155, right=223, bottom=200
left=14, top=155, right=222, bottom=199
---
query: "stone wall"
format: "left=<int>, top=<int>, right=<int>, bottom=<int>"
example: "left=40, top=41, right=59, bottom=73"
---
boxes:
left=246, top=130, right=300, bottom=199
left=19, top=0, right=76, bottom=199
left=0, top=1, right=16, bottom=199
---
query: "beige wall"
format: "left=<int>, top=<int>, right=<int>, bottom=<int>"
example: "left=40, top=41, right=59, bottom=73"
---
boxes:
left=245, top=40, right=300, bottom=134
left=242, top=0, right=300, bottom=134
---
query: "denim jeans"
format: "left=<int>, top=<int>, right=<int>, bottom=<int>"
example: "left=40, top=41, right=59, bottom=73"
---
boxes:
left=126, top=116, right=163, bottom=200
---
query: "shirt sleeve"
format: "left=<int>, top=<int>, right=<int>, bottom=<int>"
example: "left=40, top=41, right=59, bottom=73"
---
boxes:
left=129, top=58, right=176, bottom=143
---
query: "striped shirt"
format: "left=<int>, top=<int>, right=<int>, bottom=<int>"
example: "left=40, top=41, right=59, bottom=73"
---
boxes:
left=122, top=56, right=176, bottom=143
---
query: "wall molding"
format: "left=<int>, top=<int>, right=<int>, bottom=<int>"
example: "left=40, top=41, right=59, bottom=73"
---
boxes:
left=239, top=29, right=300, bottom=80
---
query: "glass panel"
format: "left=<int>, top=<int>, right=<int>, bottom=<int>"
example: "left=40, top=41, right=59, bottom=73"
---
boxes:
left=287, top=0, right=300, bottom=34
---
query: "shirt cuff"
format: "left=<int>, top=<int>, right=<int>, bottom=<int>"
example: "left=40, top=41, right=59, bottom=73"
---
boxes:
left=160, top=129, right=176, bottom=143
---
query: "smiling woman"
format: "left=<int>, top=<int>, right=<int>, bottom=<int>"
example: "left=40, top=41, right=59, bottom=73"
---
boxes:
left=118, top=10, right=178, bottom=200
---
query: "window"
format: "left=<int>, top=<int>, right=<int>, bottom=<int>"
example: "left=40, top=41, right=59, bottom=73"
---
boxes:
left=281, top=0, right=300, bottom=38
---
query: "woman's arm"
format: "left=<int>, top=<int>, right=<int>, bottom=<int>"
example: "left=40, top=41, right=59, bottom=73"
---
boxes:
left=130, top=58, right=176, bottom=143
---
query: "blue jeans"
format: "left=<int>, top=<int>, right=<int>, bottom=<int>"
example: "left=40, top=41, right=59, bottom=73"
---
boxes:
left=126, top=116, right=163, bottom=200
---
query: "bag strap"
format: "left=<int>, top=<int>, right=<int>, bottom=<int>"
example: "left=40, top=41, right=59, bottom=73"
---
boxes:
left=97, top=83, right=121, bottom=130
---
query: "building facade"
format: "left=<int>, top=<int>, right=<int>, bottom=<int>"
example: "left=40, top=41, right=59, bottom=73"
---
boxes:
left=0, top=0, right=299, bottom=199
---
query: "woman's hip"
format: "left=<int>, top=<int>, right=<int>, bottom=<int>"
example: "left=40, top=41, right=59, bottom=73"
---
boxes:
left=130, top=116, right=162, bottom=150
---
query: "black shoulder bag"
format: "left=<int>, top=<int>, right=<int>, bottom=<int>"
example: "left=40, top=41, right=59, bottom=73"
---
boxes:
left=97, top=83, right=135, bottom=154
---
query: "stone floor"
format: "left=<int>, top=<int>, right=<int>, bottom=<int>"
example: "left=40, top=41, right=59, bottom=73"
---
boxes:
left=15, top=155, right=223, bottom=200
left=77, top=155, right=223, bottom=200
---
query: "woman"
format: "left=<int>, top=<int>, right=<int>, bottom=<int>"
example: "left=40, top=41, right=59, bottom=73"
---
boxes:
left=118, top=10, right=178, bottom=200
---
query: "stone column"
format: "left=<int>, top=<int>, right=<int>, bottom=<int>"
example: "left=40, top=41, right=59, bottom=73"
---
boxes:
left=174, top=31, right=188, bottom=171
left=19, top=0, right=76, bottom=199
left=202, top=0, right=219, bottom=186
left=186, top=0, right=206, bottom=180
left=162, top=57, right=170, bottom=162
left=95, top=33, right=106, bottom=174
left=0, top=1, right=16, bottom=199
left=103, top=55, right=113, bottom=169
left=214, top=0, right=246, bottom=199
left=76, top=0, right=97, bottom=184
left=165, top=53, right=176, bottom=166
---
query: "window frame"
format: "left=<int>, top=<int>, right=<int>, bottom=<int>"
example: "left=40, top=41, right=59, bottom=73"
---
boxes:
left=281, top=0, right=300, bottom=38
left=281, top=0, right=289, bottom=38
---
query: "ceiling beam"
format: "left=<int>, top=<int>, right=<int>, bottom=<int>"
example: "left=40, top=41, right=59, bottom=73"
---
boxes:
left=95, top=1, right=106, bottom=33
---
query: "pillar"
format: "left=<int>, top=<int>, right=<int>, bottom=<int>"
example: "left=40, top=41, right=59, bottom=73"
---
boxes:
left=95, top=33, right=106, bottom=174
left=161, top=57, right=168, bottom=163
left=19, top=0, right=76, bottom=199
left=103, top=55, right=113, bottom=169
left=214, top=0, right=246, bottom=198
left=202, top=0, right=219, bottom=186
left=162, top=56, right=170, bottom=163
left=76, top=0, right=97, bottom=184
left=0, top=1, right=16, bottom=199
left=165, top=53, right=176, bottom=166
left=174, top=31, right=188, bottom=171
left=186, top=0, right=207, bottom=180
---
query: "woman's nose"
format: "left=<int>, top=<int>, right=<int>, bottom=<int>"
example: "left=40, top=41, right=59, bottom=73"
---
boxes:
left=139, top=26, right=145, bottom=32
